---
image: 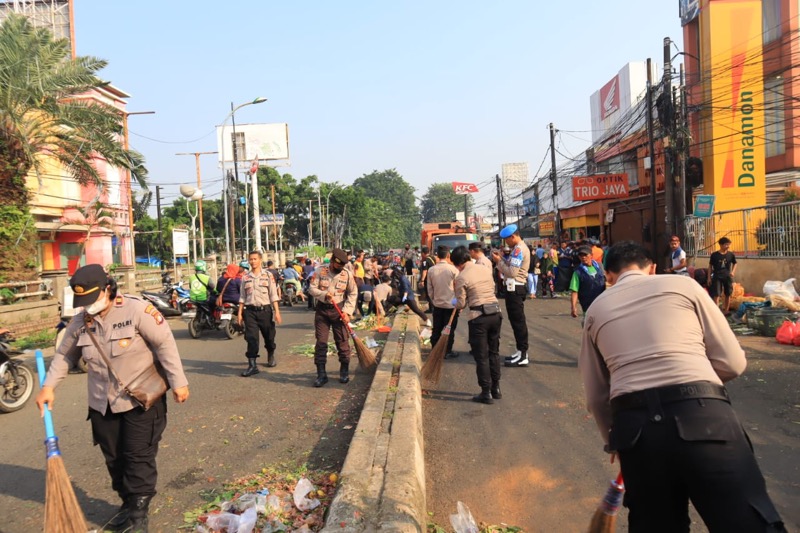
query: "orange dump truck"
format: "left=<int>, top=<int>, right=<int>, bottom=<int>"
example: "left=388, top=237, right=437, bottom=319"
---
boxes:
left=421, top=222, right=479, bottom=252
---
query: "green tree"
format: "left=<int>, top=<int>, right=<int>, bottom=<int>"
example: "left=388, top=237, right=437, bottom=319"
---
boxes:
left=352, top=169, right=420, bottom=245
left=420, top=182, right=474, bottom=223
left=0, top=14, right=148, bottom=277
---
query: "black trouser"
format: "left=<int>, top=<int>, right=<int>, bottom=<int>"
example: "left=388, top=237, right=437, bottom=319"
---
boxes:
left=389, top=294, right=428, bottom=322
left=314, top=304, right=351, bottom=365
left=504, top=285, right=528, bottom=352
left=89, top=397, right=167, bottom=499
left=431, top=306, right=459, bottom=353
left=612, top=389, right=786, bottom=532
left=468, top=313, right=502, bottom=390
left=243, top=306, right=276, bottom=359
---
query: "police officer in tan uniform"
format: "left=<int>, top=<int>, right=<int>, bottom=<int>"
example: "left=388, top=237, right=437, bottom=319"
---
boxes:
left=36, top=264, right=189, bottom=533
left=492, top=224, right=531, bottom=367
left=238, top=250, right=282, bottom=377
left=451, top=246, right=503, bottom=404
left=468, top=241, right=493, bottom=270
left=426, top=245, right=460, bottom=359
left=308, top=248, right=358, bottom=387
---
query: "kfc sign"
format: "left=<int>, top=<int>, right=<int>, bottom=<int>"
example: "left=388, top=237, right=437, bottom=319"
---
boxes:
left=600, top=76, right=620, bottom=119
left=452, top=182, right=479, bottom=194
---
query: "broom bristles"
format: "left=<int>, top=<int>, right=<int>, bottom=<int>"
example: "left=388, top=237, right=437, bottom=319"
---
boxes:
left=420, top=332, right=449, bottom=383
left=45, top=455, right=88, bottom=533
left=587, top=509, right=616, bottom=533
left=353, top=334, right=377, bottom=368
left=587, top=473, right=624, bottom=533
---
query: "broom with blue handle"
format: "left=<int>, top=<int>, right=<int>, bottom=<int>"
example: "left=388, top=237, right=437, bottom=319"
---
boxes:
left=35, top=349, right=88, bottom=532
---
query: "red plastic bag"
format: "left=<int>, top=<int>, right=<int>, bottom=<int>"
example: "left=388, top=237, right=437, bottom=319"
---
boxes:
left=775, top=320, right=799, bottom=345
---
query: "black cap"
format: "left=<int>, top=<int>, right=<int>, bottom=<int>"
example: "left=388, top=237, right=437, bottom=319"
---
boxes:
left=421, top=246, right=429, bottom=254
left=577, top=245, right=592, bottom=256
left=331, top=248, right=348, bottom=266
left=70, top=264, right=107, bottom=307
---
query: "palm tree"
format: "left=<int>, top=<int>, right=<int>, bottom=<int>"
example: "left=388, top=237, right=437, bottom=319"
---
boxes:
left=0, top=14, right=147, bottom=276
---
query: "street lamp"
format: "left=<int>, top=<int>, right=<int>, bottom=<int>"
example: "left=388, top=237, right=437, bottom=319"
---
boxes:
left=219, top=97, right=267, bottom=262
left=180, top=185, right=204, bottom=262
left=324, top=184, right=340, bottom=249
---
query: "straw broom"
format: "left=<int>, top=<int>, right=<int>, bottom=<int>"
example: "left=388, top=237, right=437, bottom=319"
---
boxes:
left=332, top=301, right=377, bottom=369
left=421, top=308, right=457, bottom=383
left=34, top=349, right=88, bottom=533
left=588, top=471, right=624, bottom=533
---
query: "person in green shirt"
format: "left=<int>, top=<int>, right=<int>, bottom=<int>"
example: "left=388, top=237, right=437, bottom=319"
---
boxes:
left=570, top=246, right=606, bottom=322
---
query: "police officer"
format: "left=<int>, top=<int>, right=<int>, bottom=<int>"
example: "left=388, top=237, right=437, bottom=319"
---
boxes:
left=426, top=245, right=460, bottom=359
left=36, top=264, right=190, bottom=532
left=451, top=246, right=503, bottom=404
left=580, top=242, right=786, bottom=532
left=307, top=248, right=358, bottom=387
left=491, top=224, right=531, bottom=367
left=237, top=250, right=282, bottom=376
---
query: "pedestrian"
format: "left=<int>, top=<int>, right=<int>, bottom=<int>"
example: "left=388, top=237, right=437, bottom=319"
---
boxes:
left=556, top=241, right=574, bottom=292
left=709, top=236, right=737, bottom=314
left=237, top=250, right=282, bottom=377
left=535, top=242, right=545, bottom=260
left=353, top=250, right=366, bottom=285
left=491, top=224, right=531, bottom=367
left=527, top=251, right=540, bottom=299
left=403, top=242, right=415, bottom=284
left=569, top=245, right=605, bottom=322
left=590, top=238, right=604, bottom=264
left=35, top=264, right=190, bottom=532
left=418, top=246, right=435, bottom=307
left=373, top=272, right=393, bottom=317
left=426, top=245, right=461, bottom=359
left=307, top=248, right=358, bottom=387
left=468, top=241, right=493, bottom=270
left=665, top=234, right=689, bottom=275
left=579, top=241, right=786, bottom=532
left=392, top=267, right=430, bottom=325
left=451, top=246, right=503, bottom=404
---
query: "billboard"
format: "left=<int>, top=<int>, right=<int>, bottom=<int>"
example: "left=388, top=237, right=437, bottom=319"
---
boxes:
left=572, top=174, right=630, bottom=201
left=259, top=213, right=285, bottom=226
left=502, top=162, right=529, bottom=190
left=217, top=123, right=290, bottom=164
left=589, top=62, right=652, bottom=143
left=452, top=182, right=479, bottom=194
left=680, top=0, right=700, bottom=25
left=599, top=76, right=620, bottom=120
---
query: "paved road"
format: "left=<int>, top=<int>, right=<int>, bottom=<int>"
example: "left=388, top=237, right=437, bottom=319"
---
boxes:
left=0, top=306, right=375, bottom=532
left=423, top=296, right=800, bottom=532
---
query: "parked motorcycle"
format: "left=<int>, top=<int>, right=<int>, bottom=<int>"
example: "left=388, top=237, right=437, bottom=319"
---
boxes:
left=187, top=301, right=243, bottom=339
left=141, top=288, right=183, bottom=318
left=0, top=329, right=34, bottom=413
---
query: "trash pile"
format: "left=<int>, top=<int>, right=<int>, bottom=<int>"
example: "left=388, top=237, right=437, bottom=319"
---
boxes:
left=729, top=278, right=800, bottom=339
left=187, top=470, right=338, bottom=533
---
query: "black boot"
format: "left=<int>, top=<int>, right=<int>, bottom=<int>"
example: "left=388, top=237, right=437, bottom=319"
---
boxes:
left=106, top=498, right=129, bottom=530
left=241, top=358, right=260, bottom=377
left=126, top=495, right=152, bottom=533
left=472, top=388, right=494, bottom=404
left=313, top=363, right=328, bottom=387
left=339, top=362, right=350, bottom=384
left=491, top=383, right=502, bottom=400
left=266, top=352, right=277, bottom=367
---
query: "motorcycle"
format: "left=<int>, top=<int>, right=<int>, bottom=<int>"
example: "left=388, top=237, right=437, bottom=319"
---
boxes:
left=187, top=300, right=243, bottom=339
left=282, top=279, right=303, bottom=307
left=0, top=329, right=35, bottom=413
left=141, top=287, right=183, bottom=318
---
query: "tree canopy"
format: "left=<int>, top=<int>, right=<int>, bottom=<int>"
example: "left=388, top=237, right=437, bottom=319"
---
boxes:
left=420, top=182, right=474, bottom=223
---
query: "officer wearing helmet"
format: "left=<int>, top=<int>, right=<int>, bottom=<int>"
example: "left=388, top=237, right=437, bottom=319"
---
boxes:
left=491, top=224, right=531, bottom=367
left=188, top=260, right=216, bottom=327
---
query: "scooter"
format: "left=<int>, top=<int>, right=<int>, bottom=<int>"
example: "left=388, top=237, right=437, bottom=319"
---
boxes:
left=141, top=288, right=183, bottom=317
left=187, top=300, right=243, bottom=339
left=217, top=302, right=244, bottom=339
left=282, top=279, right=303, bottom=307
left=0, top=329, right=34, bottom=413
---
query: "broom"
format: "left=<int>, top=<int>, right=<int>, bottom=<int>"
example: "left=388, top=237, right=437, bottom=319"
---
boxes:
left=332, top=301, right=377, bottom=369
left=34, top=349, right=88, bottom=533
left=588, top=471, right=624, bottom=533
left=420, top=307, right=457, bottom=383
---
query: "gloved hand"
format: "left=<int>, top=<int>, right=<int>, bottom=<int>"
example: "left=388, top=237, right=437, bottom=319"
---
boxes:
left=450, top=297, right=458, bottom=306
left=402, top=295, right=407, bottom=303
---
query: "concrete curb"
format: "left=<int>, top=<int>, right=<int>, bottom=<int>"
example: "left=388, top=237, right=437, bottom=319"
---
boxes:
left=322, top=313, right=425, bottom=532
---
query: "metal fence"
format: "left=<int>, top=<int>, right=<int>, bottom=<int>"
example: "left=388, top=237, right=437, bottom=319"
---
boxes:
left=684, top=200, right=800, bottom=258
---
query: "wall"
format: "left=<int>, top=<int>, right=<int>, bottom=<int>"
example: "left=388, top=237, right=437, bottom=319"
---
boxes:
left=0, top=299, right=60, bottom=337
left=687, top=256, right=800, bottom=295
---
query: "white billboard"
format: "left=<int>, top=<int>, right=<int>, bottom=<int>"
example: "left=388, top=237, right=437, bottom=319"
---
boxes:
left=589, top=62, right=655, bottom=143
left=172, top=229, right=190, bottom=256
left=217, top=123, right=290, bottom=163
left=502, top=162, right=529, bottom=190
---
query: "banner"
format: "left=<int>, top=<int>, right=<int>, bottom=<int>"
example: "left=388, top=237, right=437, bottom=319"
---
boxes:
left=259, top=213, right=285, bottom=226
left=693, top=195, right=715, bottom=218
left=452, top=182, right=479, bottom=194
left=572, top=174, right=629, bottom=201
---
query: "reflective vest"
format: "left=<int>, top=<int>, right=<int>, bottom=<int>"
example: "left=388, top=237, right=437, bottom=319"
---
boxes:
left=189, top=273, right=210, bottom=302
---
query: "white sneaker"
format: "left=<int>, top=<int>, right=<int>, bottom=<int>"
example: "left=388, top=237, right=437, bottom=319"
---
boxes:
left=505, top=352, right=529, bottom=367
left=504, top=350, right=522, bottom=362
left=425, top=319, right=432, bottom=328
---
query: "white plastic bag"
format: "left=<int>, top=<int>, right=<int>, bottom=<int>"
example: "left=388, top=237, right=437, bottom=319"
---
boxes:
left=420, top=327, right=432, bottom=340
left=236, top=507, right=257, bottom=533
left=449, top=501, right=479, bottom=533
left=204, top=512, right=241, bottom=532
left=365, top=336, right=379, bottom=348
left=266, top=494, right=282, bottom=513
left=763, top=278, right=799, bottom=299
left=292, top=477, right=321, bottom=511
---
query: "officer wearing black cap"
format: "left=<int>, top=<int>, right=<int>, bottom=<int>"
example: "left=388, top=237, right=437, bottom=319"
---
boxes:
left=492, top=223, right=531, bottom=367
left=307, top=248, right=358, bottom=387
left=36, top=264, right=190, bottom=532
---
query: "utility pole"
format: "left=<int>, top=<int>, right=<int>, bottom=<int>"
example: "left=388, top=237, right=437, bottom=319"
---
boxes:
left=176, top=151, right=217, bottom=259
left=227, top=170, right=237, bottom=259
left=156, top=186, right=165, bottom=272
left=230, top=103, right=244, bottom=258
left=309, top=199, right=313, bottom=245
left=495, top=174, right=504, bottom=229
left=646, top=58, right=659, bottom=265
left=271, top=184, right=278, bottom=251
left=549, top=123, right=560, bottom=239
left=663, top=37, right=675, bottom=238
left=678, top=62, right=688, bottom=242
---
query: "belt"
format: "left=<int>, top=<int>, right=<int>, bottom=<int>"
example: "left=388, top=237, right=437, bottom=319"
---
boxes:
left=316, top=302, right=335, bottom=309
left=611, top=381, right=729, bottom=414
left=245, top=305, right=270, bottom=312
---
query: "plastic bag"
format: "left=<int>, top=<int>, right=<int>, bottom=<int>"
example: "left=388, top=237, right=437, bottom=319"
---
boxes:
left=365, top=336, right=379, bottom=349
left=236, top=507, right=257, bottom=533
left=775, top=320, right=800, bottom=345
left=763, top=278, right=799, bottom=300
left=204, top=512, right=241, bottom=532
left=449, top=501, right=479, bottom=533
left=420, top=327, right=432, bottom=340
left=266, top=494, right=282, bottom=513
left=292, top=477, right=320, bottom=511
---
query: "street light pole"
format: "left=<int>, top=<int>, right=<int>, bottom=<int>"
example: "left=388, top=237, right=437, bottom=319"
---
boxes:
left=219, top=97, right=267, bottom=262
left=122, top=110, right=155, bottom=268
left=325, top=184, right=339, bottom=250
left=176, top=151, right=217, bottom=259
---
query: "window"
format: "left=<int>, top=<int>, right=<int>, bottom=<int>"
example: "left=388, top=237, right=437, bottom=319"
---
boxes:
left=763, top=0, right=781, bottom=44
left=764, top=76, right=786, bottom=157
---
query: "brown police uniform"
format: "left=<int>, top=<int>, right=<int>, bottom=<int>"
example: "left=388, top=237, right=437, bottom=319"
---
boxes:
left=43, top=294, right=188, bottom=502
left=308, top=264, right=358, bottom=367
left=426, top=260, right=460, bottom=354
left=474, top=254, right=493, bottom=271
left=454, top=262, right=503, bottom=397
left=239, top=268, right=280, bottom=365
left=495, top=241, right=530, bottom=356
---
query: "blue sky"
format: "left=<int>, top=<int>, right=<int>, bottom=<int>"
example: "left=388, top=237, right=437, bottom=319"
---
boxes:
left=74, top=1, right=683, bottom=213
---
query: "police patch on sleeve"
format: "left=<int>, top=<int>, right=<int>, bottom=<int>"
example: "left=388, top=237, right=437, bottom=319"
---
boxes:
left=510, top=247, right=524, bottom=267
left=145, top=305, right=164, bottom=325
